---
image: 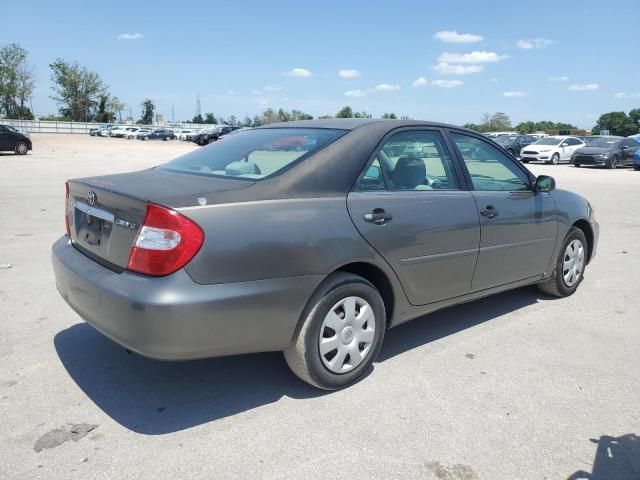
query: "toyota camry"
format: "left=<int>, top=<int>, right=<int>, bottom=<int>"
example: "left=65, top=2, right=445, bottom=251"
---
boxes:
left=52, top=119, right=599, bottom=389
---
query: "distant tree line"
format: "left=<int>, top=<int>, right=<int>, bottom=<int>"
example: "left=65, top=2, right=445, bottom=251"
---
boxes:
left=3, top=42, right=640, bottom=135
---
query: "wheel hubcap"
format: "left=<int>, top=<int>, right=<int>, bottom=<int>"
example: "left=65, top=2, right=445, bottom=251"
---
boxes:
left=563, top=239, right=585, bottom=287
left=17, top=144, right=26, bottom=154
left=319, top=296, right=375, bottom=374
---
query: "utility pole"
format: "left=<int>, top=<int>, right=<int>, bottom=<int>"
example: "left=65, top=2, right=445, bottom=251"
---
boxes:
left=171, top=104, right=175, bottom=123
left=196, top=93, right=201, bottom=118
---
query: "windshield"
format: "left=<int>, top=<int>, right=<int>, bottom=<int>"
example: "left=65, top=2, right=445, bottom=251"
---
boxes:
left=587, top=138, right=621, bottom=148
left=533, top=137, right=561, bottom=146
left=160, top=128, right=346, bottom=180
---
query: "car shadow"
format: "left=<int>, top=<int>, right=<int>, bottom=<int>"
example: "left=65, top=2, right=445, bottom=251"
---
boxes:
left=54, top=286, right=547, bottom=435
left=567, top=434, right=640, bottom=479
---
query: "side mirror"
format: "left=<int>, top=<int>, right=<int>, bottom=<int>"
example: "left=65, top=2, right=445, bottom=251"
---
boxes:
left=535, top=175, right=556, bottom=192
left=561, top=142, right=569, bottom=147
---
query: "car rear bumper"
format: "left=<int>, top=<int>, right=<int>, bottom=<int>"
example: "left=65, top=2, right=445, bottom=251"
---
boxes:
left=52, top=236, right=322, bottom=360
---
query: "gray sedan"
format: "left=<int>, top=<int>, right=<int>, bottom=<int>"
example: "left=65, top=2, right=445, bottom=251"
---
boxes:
left=52, top=119, right=599, bottom=389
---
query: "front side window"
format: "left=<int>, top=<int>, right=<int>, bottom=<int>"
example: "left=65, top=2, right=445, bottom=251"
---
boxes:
left=160, top=128, right=346, bottom=180
left=358, top=130, right=459, bottom=192
left=450, top=133, right=531, bottom=192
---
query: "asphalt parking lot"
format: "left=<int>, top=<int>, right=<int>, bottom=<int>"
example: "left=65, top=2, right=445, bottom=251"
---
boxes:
left=1, top=134, right=639, bottom=479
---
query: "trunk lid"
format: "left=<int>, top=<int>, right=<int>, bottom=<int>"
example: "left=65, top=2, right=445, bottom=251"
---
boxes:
left=67, top=168, right=253, bottom=271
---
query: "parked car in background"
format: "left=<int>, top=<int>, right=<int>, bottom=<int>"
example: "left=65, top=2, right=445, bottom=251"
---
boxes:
left=123, top=127, right=142, bottom=139
left=583, top=135, right=623, bottom=145
left=52, top=119, right=599, bottom=389
left=494, top=135, right=535, bottom=157
left=137, top=128, right=176, bottom=141
left=89, top=125, right=109, bottom=136
left=176, top=129, right=196, bottom=140
left=99, top=126, right=120, bottom=137
left=520, top=136, right=585, bottom=164
left=572, top=137, right=640, bottom=168
left=109, top=126, right=131, bottom=138
left=132, top=128, right=151, bottom=139
left=634, top=149, right=640, bottom=171
left=196, top=126, right=240, bottom=145
left=0, top=124, right=32, bottom=155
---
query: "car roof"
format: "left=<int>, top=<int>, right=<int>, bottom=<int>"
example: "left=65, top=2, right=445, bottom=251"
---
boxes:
left=258, top=118, right=464, bottom=131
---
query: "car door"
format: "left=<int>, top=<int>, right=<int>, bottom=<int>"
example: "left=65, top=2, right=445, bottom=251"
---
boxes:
left=347, top=129, right=480, bottom=306
left=0, top=126, right=10, bottom=150
left=448, top=131, right=558, bottom=291
left=564, top=137, right=584, bottom=160
left=621, top=139, right=640, bottom=165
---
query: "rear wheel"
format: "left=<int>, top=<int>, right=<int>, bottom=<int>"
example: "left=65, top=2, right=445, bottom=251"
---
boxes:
left=14, top=141, right=28, bottom=155
left=284, top=273, right=386, bottom=390
left=538, top=227, right=587, bottom=297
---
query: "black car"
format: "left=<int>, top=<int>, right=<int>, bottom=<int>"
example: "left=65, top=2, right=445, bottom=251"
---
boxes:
left=138, top=129, right=176, bottom=141
left=494, top=135, right=535, bottom=157
left=0, top=124, right=32, bottom=155
left=572, top=137, right=640, bottom=168
left=195, top=126, right=240, bottom=145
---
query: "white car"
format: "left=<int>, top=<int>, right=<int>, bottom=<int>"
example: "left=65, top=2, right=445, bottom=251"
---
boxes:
left=99, top=126, right=119, bottom=137
left=109, top=126, right=131, bottom=138
left=123, top=127, right=143, bottom=139
left=176, top=129, right=195, bottom=140
left=134, top=129, right=152, bottom=139
left=520, top=136, right=586, bottom=164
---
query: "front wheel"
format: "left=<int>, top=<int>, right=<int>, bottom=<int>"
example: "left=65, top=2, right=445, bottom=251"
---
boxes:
left=550, top=153, right=560, bottom=165
left=538, top=227, right=588, bottom=297
left=284, top=273, right=386, bottom=390
left=14, top=141, right=29, bottom=155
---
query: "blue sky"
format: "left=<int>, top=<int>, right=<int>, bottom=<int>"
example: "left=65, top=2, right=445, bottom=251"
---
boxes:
left=2, top=0, right=639, bottom=128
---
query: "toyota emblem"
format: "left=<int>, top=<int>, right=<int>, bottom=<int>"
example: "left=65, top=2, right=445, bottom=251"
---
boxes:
left=87, top=190, right=96, bottom=206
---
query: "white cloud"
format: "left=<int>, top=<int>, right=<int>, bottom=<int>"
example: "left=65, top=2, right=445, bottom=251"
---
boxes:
left=375, top=84, right=401, bottom=91
left=433, top=30, right=483, bottom=43
left=432, top=80, right=463, bottom=88
left=434, top=62, right=483, bottom=75
left=548, top=75, right=569, bottom=81
left=263, top=84, right=284, bottom=92
left=338, top=69, right=361, bottom=79
left=412, top=76, right=428, bottom=87
left=517, top=38, right=553, bottom=49
left=117, top=33, right=144, bottom=40
left=344, top=89, right=366, bottom=97
left=438, top=51, right=508, bottom=64
left=568, top=84, right=599, bottom=91
left=614, top=92, right=640, bottom=98
left=284, top=68, right=312, bottom=78
left=252, top=90, right=262, bottom=95
left=503, top=91, right=527, bottom=97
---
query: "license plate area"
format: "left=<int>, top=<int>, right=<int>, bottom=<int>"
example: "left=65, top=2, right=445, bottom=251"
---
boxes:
left=73, top=201, right=114, bottom=255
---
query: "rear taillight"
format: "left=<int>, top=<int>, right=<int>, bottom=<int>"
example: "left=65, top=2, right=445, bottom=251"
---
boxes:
left=65, top=181, right=70, bottom=236
left=127, top=203, right=204, bottom=276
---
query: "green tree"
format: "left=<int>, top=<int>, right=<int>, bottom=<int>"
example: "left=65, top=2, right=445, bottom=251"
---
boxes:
left=318, top=115, right=333, bottom=119
left=336, top=106, right=354, bottom=118
left=49, top=59, right=106, bottom=121
left=192, top=114, right=203, bottom=124
left=381, top=113, right=397, bottom=119
left=139, top=98, right=155, bottom=125
left=109, top=96, right=125, bottom=122
left=463, top=123, right=482, bottom=132
left=204, top=112, right=217, bottom=124
left=95, top=94, right=114, bottom=123
left=629, top=108, right=640, bottom=128
left=252, top=115, right=262, bottom=127
left=592, top=111, right=638, bottom=136
left=354, top=111, right=371, bottom=118
left=0, top=43, right=35, bottom=118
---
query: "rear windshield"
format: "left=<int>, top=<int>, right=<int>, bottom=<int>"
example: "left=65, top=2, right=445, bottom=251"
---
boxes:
left=159, top=128, right=346, bottom=180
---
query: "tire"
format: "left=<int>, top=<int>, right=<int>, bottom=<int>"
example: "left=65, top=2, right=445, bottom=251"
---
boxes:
left=284, top=272, right=386, bottom=390
left=14, top=141, right=29, bottom=155
left=634, top=165, right=640, bottom=171
left=208, top=137, right=216, bottom=144
left=538, top=226, right=588, bottom=297
left=144, top=136, right=149, bottom=141
left=607, top=155, right=618, bottom=169
left=521, top=159, right=530, bottom=164
left=575, top=163, right=581, bottom=168
left=550, top=153, right=560, bottom=165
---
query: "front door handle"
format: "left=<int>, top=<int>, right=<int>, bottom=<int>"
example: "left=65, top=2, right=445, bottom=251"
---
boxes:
left=364, top=208, right=392, bottom=225
left=480, top=206, right=499, bottom=219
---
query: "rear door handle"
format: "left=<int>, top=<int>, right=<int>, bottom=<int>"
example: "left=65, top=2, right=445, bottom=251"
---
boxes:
left=480, top=206, right=499, bottom=219
left=364, top=209, right=392, bottom=225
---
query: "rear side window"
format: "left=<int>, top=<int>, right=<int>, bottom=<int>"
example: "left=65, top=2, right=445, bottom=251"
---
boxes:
left=358, top=130, right=459, bottom=192
left=160, top=128, right=346, bottom=180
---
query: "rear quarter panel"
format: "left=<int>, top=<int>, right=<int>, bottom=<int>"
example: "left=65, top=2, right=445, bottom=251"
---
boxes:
left=180, top=197, right=390, bottom=285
